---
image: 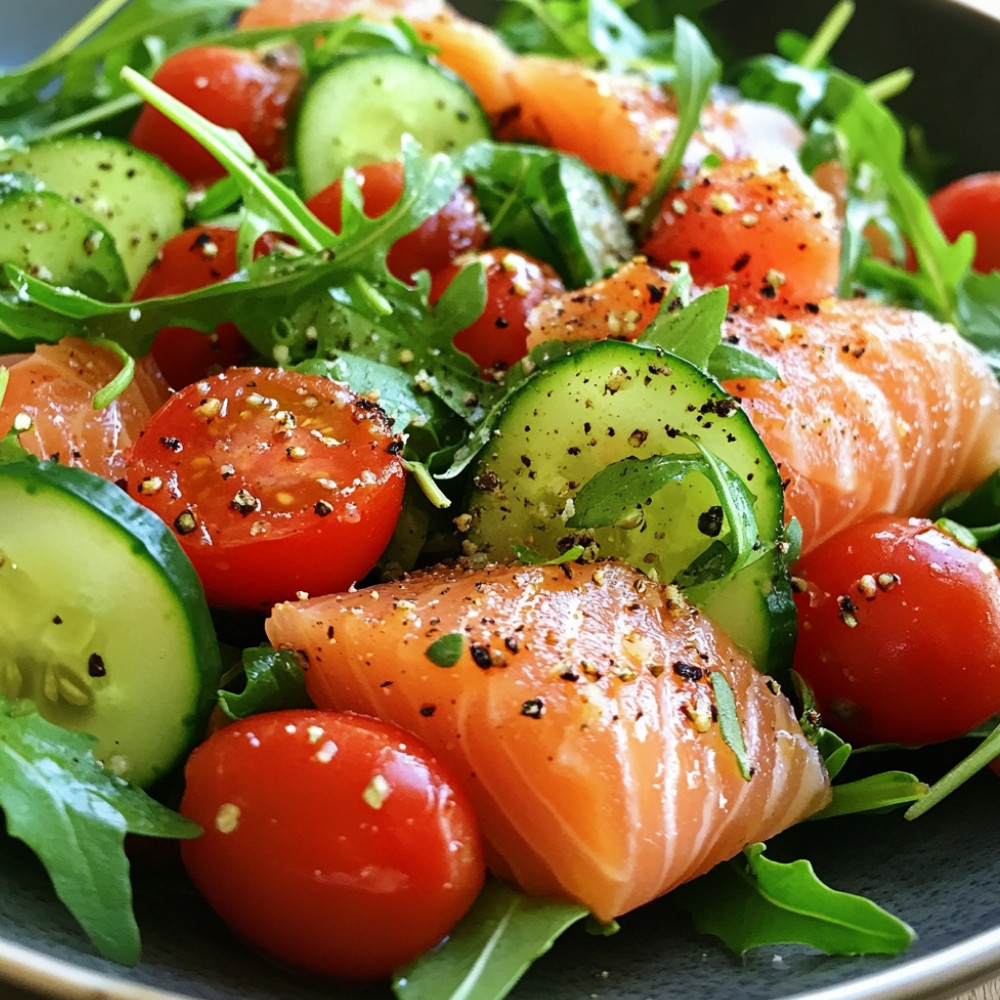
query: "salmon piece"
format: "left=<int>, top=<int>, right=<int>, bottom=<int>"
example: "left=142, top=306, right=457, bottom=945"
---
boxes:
left=410, top=11, right=517, bottom=124
left=724, top=299, right=1000, bottom=554
left=498, top=57, right=803, bottom=199
left=0, top=337, right=170, bottom=482
left=642, top=157, right=841, bottom=310
left=237, top=0, right=445, bottom=28
left=524, top=257, right=675, bottom=351
left=265, top=560, right=830, bottom=921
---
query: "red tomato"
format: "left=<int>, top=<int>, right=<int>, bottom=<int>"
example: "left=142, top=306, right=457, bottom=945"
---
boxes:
left=928, top=172, right=1000, bottom=274
left=129, top=45, right=301, bottom=186
left=306, top=160, right=488, bottom=282
left=180, top=709, right=485, bottom=981
left=430, top=247, right=565, bottom=378
left=132, top=226, right=281, bottom=389
left=793, top=515, right=1000, bottom=747
left=125, top=367, right=405, bottom=608
left=642, top=158, right=841, bottom=310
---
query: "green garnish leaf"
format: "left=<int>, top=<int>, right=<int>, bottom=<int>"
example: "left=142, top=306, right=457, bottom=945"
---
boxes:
left=809, top=771, right=927, bottom=821
left=426, top=633, right=465, bottom=668
left=512, top=544, right=586, bottom=566
left=639, top=16, right=721, bottom=237
left=709, top=671, right=750, bottom=779
left=392, top=878, right=588, bottom=1000
left=673, top=842, right=915, bottom=956
left=218, top=646, right=311, bottom=721
left=0, top=695, right=200, bottom=964
left=639, top=286, right=729, bottom=368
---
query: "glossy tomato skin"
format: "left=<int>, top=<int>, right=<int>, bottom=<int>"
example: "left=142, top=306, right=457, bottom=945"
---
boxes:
left=642, top=158, right=841, bottom=310
left=430, top=247, right=565, bottom=378
left=306, top=160, right=488, bottom=282
left=928, top=172, right=1000, bottom=274
left=793, top=515, right=1000, bottom=747
left=129, top=45, right=301, bottom=186
left=180, top=709, right=485, bottom=981
left=132, top=226, right=280, bottom=389
left=125, top=367, right=405, bottom=608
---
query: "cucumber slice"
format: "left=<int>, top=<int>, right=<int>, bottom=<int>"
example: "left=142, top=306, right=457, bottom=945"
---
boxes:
left=3, top=136, right=188, bottom=288
left=463, top=339, right=795, bottom=673
left=294, top=51, right=491, bottom=197
left=0, top=459, right=221, bottom=788
left=0, top=172, right=130, bottom=300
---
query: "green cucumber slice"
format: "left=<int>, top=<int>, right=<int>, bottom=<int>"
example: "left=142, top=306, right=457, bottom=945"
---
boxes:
left=294, top=51, right=491, bottom=197
left=0, top=459, right=221, bottom=788
left=0, top=172, right=130, bottom=300
left=463, top=339, right=795, bottom=673
left=3, top=136, right=188, bottom=288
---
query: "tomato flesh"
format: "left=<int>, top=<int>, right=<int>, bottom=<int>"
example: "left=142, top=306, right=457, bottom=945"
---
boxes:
left=430, top=247, right=565, bottom=377
left=180, top=709, right=485, bottom=981
left=928, top=172, right=1000, bottom=274
left=793, top=515, right=1000, bottom=747
left=306, top=159, right=488, bottom=282
left=132, top=226, right=281, bottom=389
left=125, top=367, right=405, bottom=608
left=129, top=45, right=301, bottom=186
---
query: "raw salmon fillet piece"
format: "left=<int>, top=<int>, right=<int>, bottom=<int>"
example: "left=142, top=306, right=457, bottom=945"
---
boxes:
left=724, top=299, right=1000, bottom=554
left=266, top=560, right=831, bottom=921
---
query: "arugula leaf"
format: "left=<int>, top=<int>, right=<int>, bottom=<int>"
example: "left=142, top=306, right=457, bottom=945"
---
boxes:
left=0, top=696, right=199, bottom=963
left=218, top=647, right=312, bottom=721
left=709, top=671, right=751, bottom=779
left=809, top=771, right=927, bottom=821
left=460, top=141, right=634, bottom=286
left=393, top=878, right=588, bottom=1000
left=673, top=842, right=915, bottom=956
left=639, top=16, right=721, bottom=236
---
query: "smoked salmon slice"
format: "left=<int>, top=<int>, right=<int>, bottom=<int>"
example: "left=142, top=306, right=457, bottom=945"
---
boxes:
left=0, top=337, right=170, bottom=482
left=724, top=299, right=1000, bottom=554
left=265, top=560, right=831, bottom=922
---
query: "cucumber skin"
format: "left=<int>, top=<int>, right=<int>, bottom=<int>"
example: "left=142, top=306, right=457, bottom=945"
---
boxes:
left=462, top=340, right=796, bottom=674
left=0, top=458, right=221, bottom=782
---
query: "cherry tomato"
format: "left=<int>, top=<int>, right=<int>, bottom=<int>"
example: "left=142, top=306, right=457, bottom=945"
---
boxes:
left=928, top=172, right=1000, bottom=274
left=132, top=226, right=280, bottom=389
left=129, top=45, right=301, bottom=187
left=125, top=367, right=405, bottom=608
left=180, top=709, right=485, bottom=981
left=306, top=160, right=488, bottom=282
left=429, top=247, right=565, bottom=378
left=793, top=515, right=1000, bottom=747
left=642, top=158, right=841, bottom=310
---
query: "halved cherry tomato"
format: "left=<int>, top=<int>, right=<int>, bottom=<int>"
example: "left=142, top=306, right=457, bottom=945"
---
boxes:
left=125, top=367, right=405, bottom=608
left=129, top=45, right=301, bottom=186
left=793, top=515, right=1000, bottom=747
left=429, top=247, right=565, bottom=378
left=643, top=158, right=841, bottom=310
left=928, top=172, right=1000, bottom=274
left=132, top=226, right=280, bottom=389
left=306, top=159, right=488, bottom=282
left=180, top=708, right=485, bottom=981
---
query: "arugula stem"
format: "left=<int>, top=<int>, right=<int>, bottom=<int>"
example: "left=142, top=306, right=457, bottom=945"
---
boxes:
left=798, top=0, right=855, bottom=70
left=22, top=0, right=130, bottom=69
left=120, top=67, right=335, bottom=254
left=90, top=337, right=135, bottom=409
left=864, top=67, right=914, bottom=104
left=904, top=722, right=1000, bottom=820
left=402, top=459, right=452, bottom=509
left=35, top=94, right=142, bottom=141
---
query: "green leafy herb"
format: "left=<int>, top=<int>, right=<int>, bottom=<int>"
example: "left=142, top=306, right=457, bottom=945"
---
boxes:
left=0, top=695, right=200, bottom=963
left=809, top=772, right=927, bottom=821
left=639, top=16, right=721, bottom=237
left=673, top=842, right=915, bottom=956
left=393, top=878, right=588, bottom=1000
left=218, top=647, right=311, bottom=721
left=425, top=633, right=466, bottom=668
left=709, top=671, right=750, bottom=779
left=510, top=544, right=586, bottom=566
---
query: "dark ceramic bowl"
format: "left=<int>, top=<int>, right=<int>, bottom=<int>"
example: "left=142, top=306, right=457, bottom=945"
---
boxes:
left=2, top=2, right=1000, bottom=999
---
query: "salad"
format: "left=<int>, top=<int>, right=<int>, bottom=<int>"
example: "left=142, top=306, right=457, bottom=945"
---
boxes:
left=3, top=0, right=1000, bottom=997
